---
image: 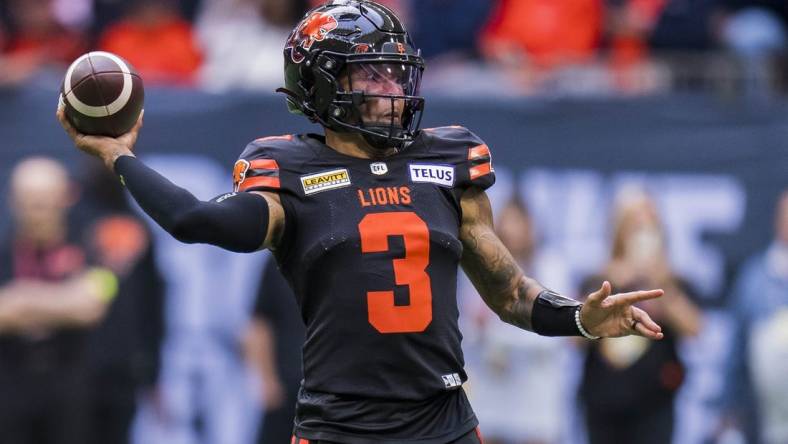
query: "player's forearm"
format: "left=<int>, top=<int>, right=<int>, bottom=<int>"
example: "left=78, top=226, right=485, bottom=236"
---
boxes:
left=459, top=188, right=546, bottom=330
left=459, top=187, right=587, bottom=336
left=460, top=234, right=545, bottom=331
left=113, top=156, right=270, bottom=253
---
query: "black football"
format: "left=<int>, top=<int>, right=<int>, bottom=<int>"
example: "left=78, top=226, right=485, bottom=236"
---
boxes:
left=60, top=51, right=144, bottom=137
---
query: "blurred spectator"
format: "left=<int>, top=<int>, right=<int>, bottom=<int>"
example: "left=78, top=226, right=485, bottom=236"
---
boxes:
left=723, top=190, right=788, bottom=444
left=606, top=0, right=667, bottom=64
left=98, top=0, right=203, bottom=86
left=91, top=0, right=202, bottom=45
left=0, top=157, right=116, bottom=444
left=578, top=189, right=701, bottom=444
left=476, top=0, right=605, bottom=95
left=715, top=0, right=787, bottom=57
left=130, top=156, right=261, bottom=444
left=601, top=0, right=674, bottom=93
left=480, top=0, right=603, bottom=68
left=74, top=160, right=166, bottom=444
left=648, top=0, right=718, bottom=50
left=196, top=0, right=307, bottom=91
left=408, top=0, right=494, bottom=60
left=462, top=195, right=573, bottom=444
left=0, top=0, right=86, bottom=87
left=244, top=255, right=305, bottom=444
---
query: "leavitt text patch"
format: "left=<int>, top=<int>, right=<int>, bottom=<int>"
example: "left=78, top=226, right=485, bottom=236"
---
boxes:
left=301, top=168, right=351, bottom=195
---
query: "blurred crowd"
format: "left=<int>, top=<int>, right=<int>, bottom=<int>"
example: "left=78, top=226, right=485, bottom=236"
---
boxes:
left=2, top=1, right=787, bottom=444
left=2, top=0, right=788, bottom=95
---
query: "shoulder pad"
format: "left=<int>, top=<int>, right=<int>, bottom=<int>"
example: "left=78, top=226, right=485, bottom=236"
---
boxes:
left=421, top=126, right=495, bottom=191
left=234, top=135, right=296, bottom=193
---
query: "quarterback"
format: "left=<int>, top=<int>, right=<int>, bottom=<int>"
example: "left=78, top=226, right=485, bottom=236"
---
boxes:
left=58, top=1, right=664, bottom=443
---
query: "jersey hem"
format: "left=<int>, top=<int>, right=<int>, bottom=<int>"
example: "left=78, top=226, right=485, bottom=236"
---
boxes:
left=295, top=415, right=478, bottom=444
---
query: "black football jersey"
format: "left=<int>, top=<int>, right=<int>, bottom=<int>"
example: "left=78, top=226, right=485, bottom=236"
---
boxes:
left=234, top=126, right=495, bottom=443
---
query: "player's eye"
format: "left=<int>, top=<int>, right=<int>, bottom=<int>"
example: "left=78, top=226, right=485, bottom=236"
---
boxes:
left=362, top=66, right=382, bottom=81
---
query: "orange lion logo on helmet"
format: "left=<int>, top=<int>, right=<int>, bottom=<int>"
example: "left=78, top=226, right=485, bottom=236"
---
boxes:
left=287, top=12, right=339, bottom=64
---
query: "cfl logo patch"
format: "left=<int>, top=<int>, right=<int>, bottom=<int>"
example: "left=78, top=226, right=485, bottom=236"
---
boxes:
left=442, top=373, right=462, bottom=389
left=370, top=162, right=388, bottom=175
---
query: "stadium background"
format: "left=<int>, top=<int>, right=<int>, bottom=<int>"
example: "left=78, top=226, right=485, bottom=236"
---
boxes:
left=1, top=0, right=787, bottom=443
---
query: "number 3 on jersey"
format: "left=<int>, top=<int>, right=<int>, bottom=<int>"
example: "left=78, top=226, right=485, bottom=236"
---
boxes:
left=358, top=212, right=432, bottom=333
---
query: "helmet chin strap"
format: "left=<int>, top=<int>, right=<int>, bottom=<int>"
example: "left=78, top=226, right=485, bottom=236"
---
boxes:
left=361, top=125, right=406, bottom=152
left=325, top=107, right=410, bottom=152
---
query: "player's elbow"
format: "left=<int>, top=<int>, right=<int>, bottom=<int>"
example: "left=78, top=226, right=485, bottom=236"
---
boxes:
left=167, top=205, right=263, bottom=253
left=168, top=207, right=208, bottom=245
left=169, top=221, right=199, bottom=245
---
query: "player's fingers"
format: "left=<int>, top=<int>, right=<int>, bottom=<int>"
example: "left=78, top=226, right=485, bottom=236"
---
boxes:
left=585, top=281, right=611, bottom=307
left=55, top=107, right=70, bottom=130
left=56, top=108, right=81, bottom=141
left=119, top=110, right=144, bottom=147
left=603, top=289, right=663, bottom=308
left=134, top=109, right=144, bottom=131
left=634, top=321, right=664, bottom=340
left=632, top=307, right=663, bottom=340
left=632, top=306, right=662, bottom=333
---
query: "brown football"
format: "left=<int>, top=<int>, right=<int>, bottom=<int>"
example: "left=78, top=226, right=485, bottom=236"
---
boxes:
left=60, top=51, right=144, bottom=137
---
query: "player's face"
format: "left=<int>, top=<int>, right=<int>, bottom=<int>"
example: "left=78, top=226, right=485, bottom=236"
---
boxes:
left=341, top=63, right=414, bottom=126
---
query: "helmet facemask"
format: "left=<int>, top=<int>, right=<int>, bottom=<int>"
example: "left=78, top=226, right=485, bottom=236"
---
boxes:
left=321, top=54, right=425, bottom=151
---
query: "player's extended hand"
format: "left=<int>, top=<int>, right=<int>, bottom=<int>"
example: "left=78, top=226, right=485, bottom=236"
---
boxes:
left=56, top=106, right=143, bottom=170
left=579, top=281, right=664, bottom=340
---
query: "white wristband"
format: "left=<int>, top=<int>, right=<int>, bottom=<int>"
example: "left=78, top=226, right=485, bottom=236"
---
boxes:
left=575, top=306, right=600, bottom=340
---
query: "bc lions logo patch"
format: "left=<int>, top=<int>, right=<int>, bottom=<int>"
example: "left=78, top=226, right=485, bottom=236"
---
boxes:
left=233, top=159, right=250, bottom=192
left=286, top=12, right=339, bottom=64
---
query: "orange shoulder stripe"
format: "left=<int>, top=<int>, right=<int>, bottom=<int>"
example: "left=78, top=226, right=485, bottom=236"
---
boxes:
left=468, top=144, right=490, bottom=160
left=238, top=176, right=280, bottom=191
left=249, top=158, right=279, bottom=171
left=469, top=163, right=492, bottom=180
left=253, top=135, right=294, bottom=143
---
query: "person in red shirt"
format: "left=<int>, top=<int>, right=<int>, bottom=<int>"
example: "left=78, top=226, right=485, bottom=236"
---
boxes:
left=98, top=0, right=202, bottom=86
left=0, top=0, right=85, bottom=86
left=481, top=0, right=603, bottom=68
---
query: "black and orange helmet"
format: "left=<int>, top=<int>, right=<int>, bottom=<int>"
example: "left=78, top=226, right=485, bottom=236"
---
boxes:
left=278, top=0, right=425, bottom=150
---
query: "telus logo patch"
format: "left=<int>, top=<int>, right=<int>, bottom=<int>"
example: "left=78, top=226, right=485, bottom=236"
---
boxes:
left=409, top=164, right=455, bottom=187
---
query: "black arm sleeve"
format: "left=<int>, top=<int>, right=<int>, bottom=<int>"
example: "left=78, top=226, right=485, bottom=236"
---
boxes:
left=114, top=155, right=269, bottom=253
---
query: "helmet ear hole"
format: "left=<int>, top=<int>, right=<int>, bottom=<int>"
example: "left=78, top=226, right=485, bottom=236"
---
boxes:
left=299, top=62, right=314, bottom=86
left=311, top=70, right=338, bottom=115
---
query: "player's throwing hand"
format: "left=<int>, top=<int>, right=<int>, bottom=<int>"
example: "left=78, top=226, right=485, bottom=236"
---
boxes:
left=56, top=106, right=142, bottom=170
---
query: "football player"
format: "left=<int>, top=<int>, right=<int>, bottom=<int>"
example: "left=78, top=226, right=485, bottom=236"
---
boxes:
left=58, top=2, right=665, bottom=443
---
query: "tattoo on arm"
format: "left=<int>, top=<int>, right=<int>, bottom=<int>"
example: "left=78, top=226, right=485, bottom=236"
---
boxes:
left=252, top=191, right=286, bottom=251
left=459, top=188, right=545, bottom=331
